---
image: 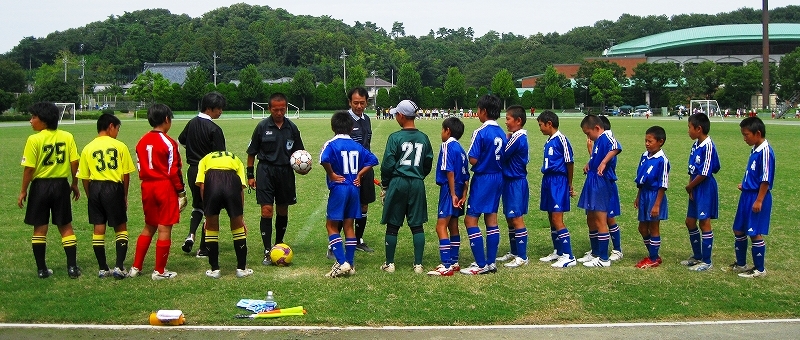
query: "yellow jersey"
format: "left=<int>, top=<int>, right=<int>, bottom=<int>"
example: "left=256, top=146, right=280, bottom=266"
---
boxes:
left=196, top=151, right=247, bottom=187
left=21, top=129, right=79, bottom=179
left=77, top=136, right=136, bottom=182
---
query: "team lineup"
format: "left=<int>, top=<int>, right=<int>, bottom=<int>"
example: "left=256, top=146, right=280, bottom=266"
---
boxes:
left=18, top=88, right=775, bottom=280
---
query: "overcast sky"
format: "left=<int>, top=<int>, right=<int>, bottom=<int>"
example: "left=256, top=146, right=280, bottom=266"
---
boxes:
left=2, top=0, right=794, bottom=54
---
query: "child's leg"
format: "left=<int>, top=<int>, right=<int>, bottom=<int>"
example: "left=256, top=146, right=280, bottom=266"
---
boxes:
left=153, top=225, right=173, bottom=274
left=435, top=217, right=452, bottom=267
left=586, top=213, right=599, bottom=256
left=92, top=224, right=109, bottom=271
left=685, top=217, right=702, bottom=260
left=326, top=220, right=346, bottom=265
left=588, top=211, right=609, bottom=260
left=699, top=218, right=713, bottom=264
left=343, top=219, right=356, bottom=267
left=508, top=216, right=527, bottom=261
left=411, top=225, right=425, bottom=266
left=751, top=235, right=766, bottom=272
left=649, top=222, right=661, bottom=261
left=638, top=222, right=651, bottom=257
left=132, top=224, right=157, bottom=270
left=230, top=216, right=247, bottom=270
left=57, top=224, right=78, bottom=269
left=113, top=225, right=128, bottom=270
left=608, top=217, right=622, bottom=252
left=205, top=216, right=220, bottom=271
left=32, top=225, right=49, bottom=271
left=485, top=213, right=500, bottom=265
left=551, top=212, right=573, bottom=258
left=447, top=218, right=460, bottom=265
left=465, top=215, right=486, bottom=267
left=734, top=232, right=748, bottom=266
left=384, top=224, right=400, bottom=264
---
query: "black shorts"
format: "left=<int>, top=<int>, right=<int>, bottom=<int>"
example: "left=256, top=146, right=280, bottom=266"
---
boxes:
left=256, top=163, right=296, bottom=206
left=359, top=168, right=376, bottom=205
left=87, top=180, right=128, bottom=227
left=203, top=170, right=244, bottom=218
left=25, top=178, right=72, bottom=226
left=187, top=165, right=203, bottom=210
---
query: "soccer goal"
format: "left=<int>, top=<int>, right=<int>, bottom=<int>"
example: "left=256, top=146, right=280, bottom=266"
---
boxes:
left=55, top=103, right=77, bottom=125
left=689, top=100, right=721, bottom=117
left=251, top=102, right=300, bottom=119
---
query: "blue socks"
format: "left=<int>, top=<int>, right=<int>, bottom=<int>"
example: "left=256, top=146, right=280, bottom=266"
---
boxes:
left=688, top=227, right=702, bottom=259
left=649, top=236, right=661, bottom=261
left=752, top=239, right=766, bottom=272
left=507, top=227, right=517, bottom=256
left=345, top=237, right=357, bottom=267
left=550, top=227, right=560, bottom=255
left=466, top=227, right=486, bottom=267
left=438, top=239, right=451, bottom=267
left=514, top=228, right=528, bottom=261
left=609, top=224, right=622, bottom=252
left=701, top=230, right=714, bottom=264
left=450, top=235, right=460, bottom=263
left=589, top=230, right=598, bottom=256
left=556, top=228, right=572, bottom=257
left=328, top=234, right=345, bottom=265
left=734, top=235, right=748, bottom=266
left=597, top=232, right=610, bottom=260
left=486, top=226, right=500, bottom=265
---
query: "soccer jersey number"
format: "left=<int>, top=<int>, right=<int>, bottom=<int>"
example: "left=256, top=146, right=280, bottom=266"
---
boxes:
left=340, top=150, right=360, bottom=174
left=400, top=142, right=424, bottom=167
left=494, top=137, right=502, bottom=160
left=42, top=142, right=67, bottom=166
left=210, top=151, right=236, bottom=159
left=91, top=148, right=119, bottom=171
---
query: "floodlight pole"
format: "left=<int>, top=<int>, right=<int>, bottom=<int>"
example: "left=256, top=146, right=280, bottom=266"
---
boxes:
left=81, top=57, right=85, bottom=111
left=762, top=0, right=770, bottom=110
left=63, top=57, right=68, bottom=82
left=340, top=48, right=348, bottom=93
left=213, top=52, right=219, bottom=87
left=371, top=70, right=376, bottom=107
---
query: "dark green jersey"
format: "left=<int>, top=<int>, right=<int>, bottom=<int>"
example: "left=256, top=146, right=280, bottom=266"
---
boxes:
left=380, top=128, right=433, bottom=186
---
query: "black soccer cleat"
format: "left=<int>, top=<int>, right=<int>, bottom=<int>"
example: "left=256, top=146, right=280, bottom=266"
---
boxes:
left=181, top=237, right=194, bottom=253
left=38, top=268, right=53, bottom=279
left=67, top=266, right=82, bottom=279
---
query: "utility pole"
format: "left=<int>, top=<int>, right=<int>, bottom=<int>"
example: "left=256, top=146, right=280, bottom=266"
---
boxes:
left=213, top=52, right=219, bottom=87
left=63, top=57, right=68, bottom=82
left=80, top=57, right=85, bottom=111
left=371, top=70, right=376, bottom=107
left=340, top=48, right=348, bottom=93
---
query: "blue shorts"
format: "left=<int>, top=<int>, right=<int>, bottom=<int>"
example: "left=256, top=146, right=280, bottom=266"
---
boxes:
left=637, top=188, right=668, bottom=222
left=540, top=174, right=571, bottom=212
left=466, top=173, right=502, bottom=217
left=578, top=173, right=618, bottom=214
left=732, top=191, right=772, bottom=236
left=437, top=184, right=465, bottom=219
left=687, top=176, right=718, bottom=220
left=326, top=184, right=361, bottom=221
left=502, top=177, right=529, bottom=218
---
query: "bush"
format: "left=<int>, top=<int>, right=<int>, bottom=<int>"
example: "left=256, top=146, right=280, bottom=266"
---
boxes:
left=101, top=109, right=115, bottom=115
left=0, top=114, right=30, bottom=122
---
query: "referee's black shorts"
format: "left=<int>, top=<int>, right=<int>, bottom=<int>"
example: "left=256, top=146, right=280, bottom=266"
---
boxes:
left=255, top=162, right=296, bottom=206
left=187, top=165, right=203, bottom=209
left=87, top=180, right=128, bottom=227
left=25, top=178, right=72, bottom=226
left=359, top=167, right=376, bottom=205
left=203, top=170, right=244, bottom=218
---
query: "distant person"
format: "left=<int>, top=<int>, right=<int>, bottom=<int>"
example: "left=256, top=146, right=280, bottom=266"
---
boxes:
left=634, top=126, right=670, bottom=269
left=18, top=102, right=82, bottom=279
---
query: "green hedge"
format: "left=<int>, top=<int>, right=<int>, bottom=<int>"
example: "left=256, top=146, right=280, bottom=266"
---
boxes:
left=0, top=112, right=104, bottom=122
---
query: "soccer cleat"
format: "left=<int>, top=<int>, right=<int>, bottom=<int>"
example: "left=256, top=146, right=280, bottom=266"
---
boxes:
left=551, top=254, right=577, bottom=268
left=98, top=269, right=112, bottom=278
left=325, top=262, right=352, bottom=278
left=486, top=263, right=498, bottom=273
left=688, top=262, right=713, bottom=272
left=539, top=250, right=560, bottom=262
left=127, top=267, right=142, bottom=278
left=151, top=270, right=178, bottom=280
left=205, top=269, right=221, bottom=279
left=413, top=264, right=425, bottom=274
left=236, top=268, right=254, bottom=278
left=680, top=257, right=702, bottom=266
left=380, top=262, right=395, bottom=273
left=355, top=242, right=375, bottom=253
left=347, top=267, right=356, bottom=276
left=576, top=251, right=596, bottom=263
left=728, top=262, right=751, bottom=273
left=427, top=264, right=454, bottom=276
left=326, top=249, right=335, bottom=260
left=111, top=267, right=127, bottom=280
left=181, top=236, right=194, bottom=253
left=262, top=250, right=272, bottom=266
left=38, top=268, right=53, bottom=279
left=450, top=262, right=461, bottom=271
left=67, top=266, right=82, bottom=279
left=609, top=250, right=624, bottom=261
left=582, top=257, right=611, bottom=267
left=496, top=252, right=515, bottom=262
left=459, top=263, right=491, bottom=275
left=635, top=257, right=661, bottom=269
left=738, top=268, right=766, bottom=278
left=504, top=256, right=529, bottom=268
left=196, top=248, right=209, bottom=258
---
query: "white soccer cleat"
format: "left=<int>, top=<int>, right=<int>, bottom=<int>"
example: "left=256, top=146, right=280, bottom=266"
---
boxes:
left=503, top=256, right=529, bottom=268
left=582, top=257, right=611, bottom=267
left=609, top=250, right=624, bottom=261
left=738, top=268, right=766, bottom=278
left=152, top=270, right=178, bottom=280
left=380, top=262, right=395, bottom=273
left=413, top=264, right=424, bottom=274
left=325, top=262, right=352, bottom=278
left=551, top=254, right=577, bottom=268
left=539, top=250, right=560, bottom=262
left=127, top=267, right=142, bottom=278
left=205, top=269, right=221, bottom=279
left=496, top=252, right=515, bottom=262
left=576, top=251, right=596, bottom=263
left=236, top=268, right=254, bottom=278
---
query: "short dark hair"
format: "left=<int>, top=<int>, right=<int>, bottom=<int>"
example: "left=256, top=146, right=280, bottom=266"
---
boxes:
left=442, top=117, right=465, bottom=140
left=29, top=102, right=59, bottom=129
left=599, top=115, right=611, bottom=130
left=506, top=105, right=527, bottom=127
left=739, top=116, right=766, bottom=137
left=688, top=113, right=711, bottom=134
left=200, top=92, right=226, bottom=112
left=268, top=92, right=288, bottom=106
left=537, top=110, right=559, bottom=128
left=477, top=95, right=502, bottom=120
left=96, top=113, right=121, bottom=132
left=646, top=125, right=667, bottom=143
left=331, top=110, right=353, bottom=135
left=580, top=114, right=604, bottom=130
left=348, top=87, right=369, bottom=101
left=147, top=104, right=173, bottom=127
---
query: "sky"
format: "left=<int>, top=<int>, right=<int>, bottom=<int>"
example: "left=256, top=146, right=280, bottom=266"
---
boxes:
left=2, top=0, right=795, bottom=54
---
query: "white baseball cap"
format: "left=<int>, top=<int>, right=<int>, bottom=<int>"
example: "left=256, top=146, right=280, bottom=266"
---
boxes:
left=389, top=100, right=419, bottom=117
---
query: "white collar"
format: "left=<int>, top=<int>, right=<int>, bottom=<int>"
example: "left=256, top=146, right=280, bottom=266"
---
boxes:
left=481, top=120, right=499, bottom=127
left=753, top=139, right=769, bottom=153
left=198, top=112, right=212, bottom=120
left=643, top=149, right=665, bottom=159
left=332, top=134, right=353, bottom=141
left=547, top=130, right=563, bottom=142
left=697, top=136, right=713, bottom=148
left=511, top=129, right=528, bottom=137
left=349, top=109, right=363, bottom=121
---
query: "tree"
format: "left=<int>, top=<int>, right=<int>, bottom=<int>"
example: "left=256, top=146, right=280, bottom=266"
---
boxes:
left=128, top=70, right=171, bottom=104
left=631, top=62, right=681, bottom=107
left=589, top=68, right=623, bottom=111
left=679, top=61, right=722, bottom=101
left=391, top=22, right=405, bottom=39
left=239, top=64, right=263, bottom=104
left=520, top=90, right=534, bottom=109
left=376, top=88, right=391, bottom=109
left=443, top=67, right=466, bottom=109
left=777, top=47, right=800, bottom=101
left=491, top=69, right=516, bottom=109
left=15, top=93, right=34, bottom=113
left=291, top=68, right=316, bottom=110
left=396, top=63, right=421, bottom=101
left=0, top=89, right=15, bottom=113
left=716, top=63, right=762, bottom=108
left=537, top=65, right=570, bottom=109
left=32, top=79, right=80, bottom=103
left=183, top=66, right=210, bottom=111
left=0, top=59, right=26, bottom=93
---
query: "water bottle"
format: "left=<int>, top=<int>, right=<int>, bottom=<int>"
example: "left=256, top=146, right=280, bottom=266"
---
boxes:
left=264, top=291, right=278, bottom=311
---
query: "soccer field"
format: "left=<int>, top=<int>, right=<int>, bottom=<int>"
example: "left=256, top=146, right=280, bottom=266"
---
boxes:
left=0, top=114, right=798, bottom=325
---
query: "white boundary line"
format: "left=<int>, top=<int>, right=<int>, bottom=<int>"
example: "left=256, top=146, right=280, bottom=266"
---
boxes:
left=2, top=319, right=800, bottom=331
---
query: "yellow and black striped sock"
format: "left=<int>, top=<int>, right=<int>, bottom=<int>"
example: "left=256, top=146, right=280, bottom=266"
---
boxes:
left=62, top=235, right=77, bottom=267
left=32, top=235, right=47, bottom=270
left=115, top=231, right=128, bottom=269
left=206, top=230, right=220, bottom=270
left=232, top=227, right=248, bottom=270
left=92, top=234, right=108, bottom=271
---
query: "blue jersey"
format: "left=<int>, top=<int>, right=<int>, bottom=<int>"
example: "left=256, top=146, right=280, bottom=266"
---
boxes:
left=541, top=130, right=574, bottom=176
left=467, top=120, right=506, bottom=174
left=502, top=129, right=528, bottom=179
left=435, top=137, right=470, bottom=187
left=688, top=137, right=720, bottom=178
left=741, top=140, right=775, bottom=191
left=636, top=150, right=670, bottom=191
left=319, top=135, right=379, bottom=190
left=588, top=130, right=622, bottom=181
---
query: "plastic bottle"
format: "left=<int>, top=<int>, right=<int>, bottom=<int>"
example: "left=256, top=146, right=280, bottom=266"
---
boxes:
left=149, top=310, right=185, bottom=326
left=264, top=291, right=278, bottom=311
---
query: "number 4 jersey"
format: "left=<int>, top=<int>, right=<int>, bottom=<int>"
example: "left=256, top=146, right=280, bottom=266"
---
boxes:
left=21, top=129, right=79, bottom=179
left=77, top=136, right=136, bottom=182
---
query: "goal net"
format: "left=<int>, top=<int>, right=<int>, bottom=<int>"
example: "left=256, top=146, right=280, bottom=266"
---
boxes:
left=251, top=102, right=300, bottom=119
left=55, top=103, right=77, bottom=125
left=689, top=100, right=721, bottom=117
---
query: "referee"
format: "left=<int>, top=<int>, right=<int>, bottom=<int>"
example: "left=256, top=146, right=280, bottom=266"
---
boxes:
left=346, top=87, right=377, bottom=252
left=178, top=92, right=227, bottom=257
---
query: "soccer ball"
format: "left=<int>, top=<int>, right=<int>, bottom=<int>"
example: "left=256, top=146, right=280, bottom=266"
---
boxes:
left=269, top=243, right=294, bottom=266
left=290, top=150, right=313, bottom=175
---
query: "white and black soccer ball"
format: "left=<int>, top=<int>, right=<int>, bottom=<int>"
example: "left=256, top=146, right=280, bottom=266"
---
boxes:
left=290, top=150, right=313, bottom=175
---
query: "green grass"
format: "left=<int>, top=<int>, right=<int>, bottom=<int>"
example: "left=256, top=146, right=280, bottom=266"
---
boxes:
left=0, top=114, right=799, bottom=326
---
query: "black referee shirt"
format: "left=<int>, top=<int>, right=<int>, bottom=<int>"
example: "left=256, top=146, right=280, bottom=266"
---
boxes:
left=178, top=114, right=226, bottom=166
left=348, top=109, right=372, bottom=150
left=246, top=116, right=304, bottom=165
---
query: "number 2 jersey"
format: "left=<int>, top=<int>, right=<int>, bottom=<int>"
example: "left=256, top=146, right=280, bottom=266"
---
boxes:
left=77, top=136, right=136, bottom=182
left=135, top=130, right=185, bottom=192
left=21, top=129, right=79, bottom=179
left=319, top=134, right=379, bottom=189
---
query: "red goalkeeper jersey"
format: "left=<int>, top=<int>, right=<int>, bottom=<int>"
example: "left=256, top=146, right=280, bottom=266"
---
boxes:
left=136, top=130, right=185, bottom=192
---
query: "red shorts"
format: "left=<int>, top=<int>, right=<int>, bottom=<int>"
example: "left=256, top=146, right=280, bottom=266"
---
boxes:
left=141, top=180, right=180, bottom=226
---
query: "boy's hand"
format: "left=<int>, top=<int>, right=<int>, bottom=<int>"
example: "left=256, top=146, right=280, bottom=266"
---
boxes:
left=633, top=197, right=639, bottom=209
left=353, top=175, right=361, bottom=187
left=583, top=164, right=589, bottom=175
left=752, top=200, right=762, bottom=213
left=380, top=188, right=386, bottom=204
left=329, top=173, right=345, bottom=184
left=248, top=178, right=256, bottom=189
left=597, top=163, right=606, bottom=176
left=737, top=183, right=743, bottom=191
left=569, top=186, right=575, bottom=197
left=71, top=183, right=80, bottom=201
left=178, top=190, right=188, bottom=212
left=17, top=191, right=26, bottom=208
left=650, top=206, right=660, bottom=218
